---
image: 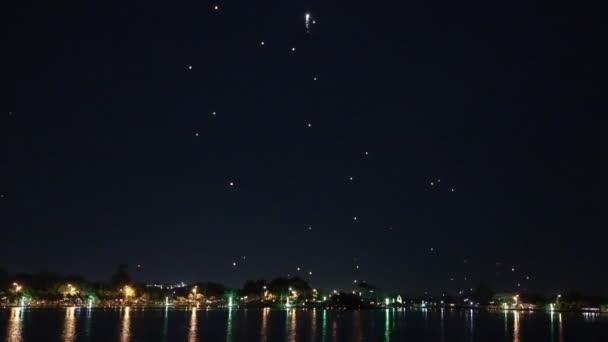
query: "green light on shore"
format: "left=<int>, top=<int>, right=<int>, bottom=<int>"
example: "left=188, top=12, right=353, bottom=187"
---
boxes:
left=228, top=297, right=233, bottom=308
left=165, top=297, right=169, bottom=307
left=385, top=298, right=390, bottom=306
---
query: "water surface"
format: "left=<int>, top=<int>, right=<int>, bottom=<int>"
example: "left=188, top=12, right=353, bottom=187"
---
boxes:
left=1, top=307, right=606, bottom=341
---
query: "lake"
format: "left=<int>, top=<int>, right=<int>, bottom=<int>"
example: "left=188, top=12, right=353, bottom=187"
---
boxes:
left=1, top=307, right=606, bottom=341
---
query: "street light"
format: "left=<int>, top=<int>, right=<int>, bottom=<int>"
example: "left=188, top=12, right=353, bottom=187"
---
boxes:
left=191, top=286, right=198, bottom=303
left=67, top=284, right=77, bottom=296
left=261, top=285, right=268, bottom=301
left=123, top=286, right=134, bottom=302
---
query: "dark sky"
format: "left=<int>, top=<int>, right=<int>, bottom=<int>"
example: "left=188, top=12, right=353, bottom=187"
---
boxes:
left=5, top=1, right=607, bottom=295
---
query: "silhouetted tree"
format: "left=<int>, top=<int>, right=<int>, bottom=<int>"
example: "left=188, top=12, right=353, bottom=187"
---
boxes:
left=0, top=268, right=8, bottom=296
left=472, top=280, right=494, bottom=304
left=0, top=268, right=8, bottom=286
left=194, top=281, right=226, bottom=298
left=329, top=293, right=370, bottom=309
left=110, top=264, right=132, bottom=288
left=355, top=281, right=382, bottom=300
left=241, top=279, right=268, bottom=298
left=269, top=277, right=311, bottom=297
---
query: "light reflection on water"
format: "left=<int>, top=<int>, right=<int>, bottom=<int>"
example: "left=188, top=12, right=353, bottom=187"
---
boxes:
left=121, top=307, right=131, bottom=342
left=558, top=313, right=564, bottom=342
left=311, top=308, right=317, bottom=342
left=188, top=308, right=198, bottom=342
left=384, top=309, right=390, bottom=342
left=440, top=309, right=445, bottom=342
left=352, top=310, right=362, bottom=342
left=513, top=311, right=520, bottom=342
left=3, top=307, right=607, bottom=341
left=550, top=311, right=555, bottom=340
left=331, top=311, right=338, bottom=341
left=225, top=308, right=233, bottom=342
left=162, top=307, right=169, bottom=342
left=467, top=309, right=474, bottom=342
left=85, top=306, right=92, bottom=338
left=321, top=309, right=327, bottom=342
left=62, top=307, right=76, bottom=342
left=260, top=307, right=269, bottom=342
left=7, top=307, right=23, bottom=342
left=422, top=307, right=428, bottom=330
left=503, top=310, right=509, bottom=338
left=286, top=309, right=296, bottom=342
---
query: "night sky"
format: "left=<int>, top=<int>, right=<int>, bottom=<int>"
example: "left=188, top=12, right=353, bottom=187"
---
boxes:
left=5, top=1, right=607, bottom=295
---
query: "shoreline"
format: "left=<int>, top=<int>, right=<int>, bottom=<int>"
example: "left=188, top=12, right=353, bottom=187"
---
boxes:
left=2, top=304, right=606, bottom=314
